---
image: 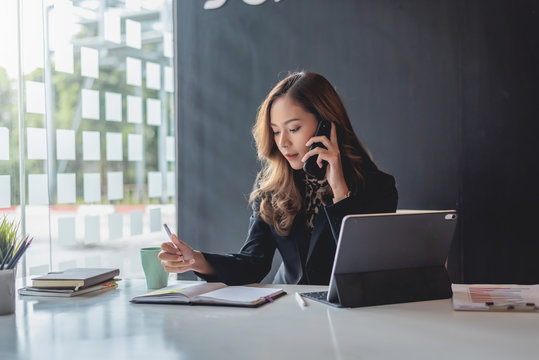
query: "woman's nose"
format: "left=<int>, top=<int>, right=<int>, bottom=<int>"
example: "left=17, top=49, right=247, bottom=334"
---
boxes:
left=279, top=133, right=290, bottom=148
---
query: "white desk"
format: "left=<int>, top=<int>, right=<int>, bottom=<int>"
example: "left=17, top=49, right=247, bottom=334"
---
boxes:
left=1, top=279, right=538, bottom=360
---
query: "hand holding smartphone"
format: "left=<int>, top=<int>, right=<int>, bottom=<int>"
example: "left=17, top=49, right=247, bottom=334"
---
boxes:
left=303, top=119, right=331, bottom=180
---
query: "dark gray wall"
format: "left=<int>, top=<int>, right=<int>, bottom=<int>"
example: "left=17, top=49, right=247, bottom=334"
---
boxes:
left=176, top=0, right=539, bottom=283
left=458, top=1, right=539, bottom=283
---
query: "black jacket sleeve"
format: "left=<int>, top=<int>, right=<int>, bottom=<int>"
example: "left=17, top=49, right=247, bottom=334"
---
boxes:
left=195, top=205, right=277, bottom=285
left=324, top=170, right=398, bottom=241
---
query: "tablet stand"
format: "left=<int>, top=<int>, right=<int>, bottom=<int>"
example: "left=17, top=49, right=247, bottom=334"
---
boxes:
left=333, top=265, right=452, bottom=307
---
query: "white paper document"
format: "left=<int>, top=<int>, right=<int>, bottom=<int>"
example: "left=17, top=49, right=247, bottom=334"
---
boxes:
left=452, top=284, right=539, bottom=311
left=201, top=286, right=282, bottom=304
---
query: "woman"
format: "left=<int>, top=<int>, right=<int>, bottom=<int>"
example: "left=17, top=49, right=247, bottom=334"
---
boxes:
left=159, top=71, right=398, bottom=285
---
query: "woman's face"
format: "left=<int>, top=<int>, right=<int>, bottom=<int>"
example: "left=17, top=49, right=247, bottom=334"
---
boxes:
left=270, top=96, right=319, bottom=170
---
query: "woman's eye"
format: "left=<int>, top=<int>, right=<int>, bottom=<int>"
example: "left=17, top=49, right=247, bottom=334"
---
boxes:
left=273, top=131, right=280, bottom=136
left=290, top=127, right=301, bottom=133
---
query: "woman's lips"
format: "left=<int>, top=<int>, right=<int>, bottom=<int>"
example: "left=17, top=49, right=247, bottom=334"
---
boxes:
left=285, top=153, right=298, bottom=161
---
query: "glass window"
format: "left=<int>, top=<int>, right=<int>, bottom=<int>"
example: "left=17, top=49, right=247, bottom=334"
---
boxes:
left=0, top=0, right=176, bottom=279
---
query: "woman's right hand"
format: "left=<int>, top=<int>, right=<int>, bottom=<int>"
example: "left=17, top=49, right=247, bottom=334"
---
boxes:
left=158, top=234, right=215, bottom=275
left=158, top=234, right=196, bottom=273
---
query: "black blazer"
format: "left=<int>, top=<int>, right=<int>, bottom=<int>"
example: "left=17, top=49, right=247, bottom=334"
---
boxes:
left=198, top=170, right=398, bottom=285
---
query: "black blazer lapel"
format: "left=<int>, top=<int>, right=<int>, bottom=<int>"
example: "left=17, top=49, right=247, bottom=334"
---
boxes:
left=293, top=212, right=309, bottom=267
left=272, top=213, right=307, bottom=284
left=305, top=211, right=329, bottom=265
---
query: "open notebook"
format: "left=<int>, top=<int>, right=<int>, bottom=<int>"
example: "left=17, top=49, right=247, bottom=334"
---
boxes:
left=130, top=282, right=286, bottom=307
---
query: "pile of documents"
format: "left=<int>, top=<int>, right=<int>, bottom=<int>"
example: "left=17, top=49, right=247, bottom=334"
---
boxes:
left=452, top=284, right=539, bottom=311
left=18, top=268, right=120, bottom=297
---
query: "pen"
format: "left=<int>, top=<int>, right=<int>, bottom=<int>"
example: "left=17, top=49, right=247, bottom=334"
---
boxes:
left=6, top=236, right=32, bottom=270
left=163, top=224, right=184, bottom=263
left=0, top=240, right=16, bottom=270
left=295, top=292, right=307, bottom=308
left=3, top=236, right=26, bottom=270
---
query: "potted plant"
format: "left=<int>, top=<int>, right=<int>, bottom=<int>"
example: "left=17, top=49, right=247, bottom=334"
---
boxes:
left=0, top=216, right=23, bottom=315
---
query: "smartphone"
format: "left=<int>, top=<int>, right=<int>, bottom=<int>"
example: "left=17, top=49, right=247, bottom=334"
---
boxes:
left=303, top=119, right=331, bottom=180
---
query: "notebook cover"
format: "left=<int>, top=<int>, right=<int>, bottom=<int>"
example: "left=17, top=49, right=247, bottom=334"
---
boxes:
left=31, top=268, right=120, bottom=288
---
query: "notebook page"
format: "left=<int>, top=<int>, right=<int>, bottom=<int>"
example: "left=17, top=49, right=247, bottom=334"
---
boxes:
left=180, top=282, right=227, bottom=299
left=195, top=286, right=282, bottom=304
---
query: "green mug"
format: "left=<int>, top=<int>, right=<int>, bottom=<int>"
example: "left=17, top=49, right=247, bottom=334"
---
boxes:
left=141, top=247, right=169, bottom=289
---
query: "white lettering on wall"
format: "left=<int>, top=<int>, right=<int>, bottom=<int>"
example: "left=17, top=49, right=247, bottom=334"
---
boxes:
left=204, top=0, right=227, bottom=9
left=204, top=0, right=281, bottom=10
left=242, top=0, right=268, bottom=5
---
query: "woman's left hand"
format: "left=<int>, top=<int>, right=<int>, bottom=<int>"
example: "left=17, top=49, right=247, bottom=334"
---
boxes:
left=302, top=122, right=349, bottom=200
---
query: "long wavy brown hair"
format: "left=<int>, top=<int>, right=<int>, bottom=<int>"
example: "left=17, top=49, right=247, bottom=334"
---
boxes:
left=250, top=71, right=378, bottom=236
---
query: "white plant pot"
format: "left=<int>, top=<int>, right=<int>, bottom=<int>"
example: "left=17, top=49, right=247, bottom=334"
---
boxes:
left=0, top=268, right=16, bottom=315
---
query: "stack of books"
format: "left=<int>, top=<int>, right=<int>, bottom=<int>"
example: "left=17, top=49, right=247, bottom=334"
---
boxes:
left=18, top=268, right=120, bottom=297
